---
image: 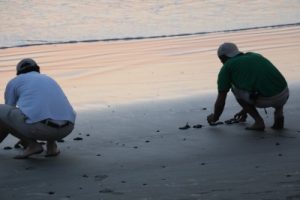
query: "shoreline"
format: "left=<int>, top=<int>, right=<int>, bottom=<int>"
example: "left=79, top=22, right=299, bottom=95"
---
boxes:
left=1, top=22, right=300, bottom=50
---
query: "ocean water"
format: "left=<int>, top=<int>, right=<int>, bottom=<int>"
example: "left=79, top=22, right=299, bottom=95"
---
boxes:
left=0, top=0, right=300, bottom=48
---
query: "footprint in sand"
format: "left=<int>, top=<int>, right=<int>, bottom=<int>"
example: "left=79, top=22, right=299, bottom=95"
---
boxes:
left=25, top=166, right=35, bottom=170
left=99, top=188, right=123, bottom=195
left=95, top=175, right=108, bottom=181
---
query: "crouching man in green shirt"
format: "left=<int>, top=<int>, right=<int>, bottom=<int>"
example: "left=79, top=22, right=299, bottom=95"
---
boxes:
left=207, top=43, right=289, bottom=131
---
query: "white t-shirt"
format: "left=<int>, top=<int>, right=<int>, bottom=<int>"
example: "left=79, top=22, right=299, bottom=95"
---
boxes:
left=5, top=71, right=76, bottom=124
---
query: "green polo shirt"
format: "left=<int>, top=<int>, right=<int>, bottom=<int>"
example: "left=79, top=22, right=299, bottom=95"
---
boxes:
left=217, top=52, right=287, bottom=97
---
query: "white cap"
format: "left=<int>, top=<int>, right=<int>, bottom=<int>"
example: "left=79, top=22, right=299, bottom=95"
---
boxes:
left=217, top=42, right=241, bottom=57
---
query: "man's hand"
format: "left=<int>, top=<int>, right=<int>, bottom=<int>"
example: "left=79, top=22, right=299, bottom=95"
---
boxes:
left=234, top=109, right=247, bottom=122
left=207, top=113, right=217, bottom=124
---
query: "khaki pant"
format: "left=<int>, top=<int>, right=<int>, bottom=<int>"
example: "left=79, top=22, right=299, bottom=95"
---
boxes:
left=232, top=87, right=289, bottom=108
left=0, top=104, right=74, bottom=141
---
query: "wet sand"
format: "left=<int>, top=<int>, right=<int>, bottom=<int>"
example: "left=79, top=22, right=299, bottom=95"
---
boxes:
left=0, top=25, right=300, bottom=200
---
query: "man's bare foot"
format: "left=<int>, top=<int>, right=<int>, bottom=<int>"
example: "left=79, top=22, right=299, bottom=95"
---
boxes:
left=45, top=141, right=60, bottom=157
left=272, top=116, right=284, bottom=130
left=45, top=150, right=60, bottom=157
left=14, top=143, right=43, bottom=159
left=245, top=122, right=265, bottom=131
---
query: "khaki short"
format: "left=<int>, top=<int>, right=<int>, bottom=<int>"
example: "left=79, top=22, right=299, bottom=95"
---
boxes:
left=0, top=104, right=74, bottom=141
left=232, top=87, right=289, bottom=108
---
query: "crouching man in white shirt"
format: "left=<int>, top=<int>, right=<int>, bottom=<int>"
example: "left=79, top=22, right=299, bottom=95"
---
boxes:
left=0, top=58, right=76, bottom=159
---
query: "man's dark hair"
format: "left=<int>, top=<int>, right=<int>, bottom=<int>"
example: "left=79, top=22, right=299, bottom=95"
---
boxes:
left=16, top=58, right=40, bottom=75
left=17, top=65, right=40, bottom=75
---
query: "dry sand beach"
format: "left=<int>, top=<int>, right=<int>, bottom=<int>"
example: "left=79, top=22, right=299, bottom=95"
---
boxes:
left=0, top=25, right=300, bottom=200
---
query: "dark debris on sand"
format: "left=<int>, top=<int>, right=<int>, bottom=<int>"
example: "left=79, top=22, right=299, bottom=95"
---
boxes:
left=224, top=119, right=238, bottom=125
left=48, top=191, right=55, bottom=195
left=3, top=146, right=12, bottom=150
left=193, top=124, right=203, bottom=129
left=209, top=121, right=224, bottom=126
left=179, top=122, right=190, bottom=130
left=82, top=174, right=89, bottom=178
left=73, top=137, right=83, bottom=141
